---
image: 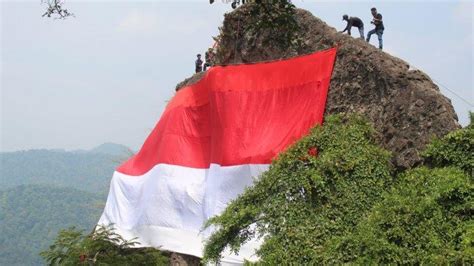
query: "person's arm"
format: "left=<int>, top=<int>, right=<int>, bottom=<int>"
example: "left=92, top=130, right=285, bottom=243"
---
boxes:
left=373, top=14, right=383, bottom=25
left=341, top=21, right=351, bottom=33
left=347, top=20, right=353, bottom=35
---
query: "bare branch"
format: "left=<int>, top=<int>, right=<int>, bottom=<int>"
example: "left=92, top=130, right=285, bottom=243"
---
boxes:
left=41, top=0, right=74, bottom=19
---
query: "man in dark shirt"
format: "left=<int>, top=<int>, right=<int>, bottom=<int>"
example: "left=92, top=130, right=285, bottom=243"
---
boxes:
left=195, top=54, right=203, bottom=73
left=366, top=7, right=385, bottom=50
left=341, top=14, right=364, bottom=39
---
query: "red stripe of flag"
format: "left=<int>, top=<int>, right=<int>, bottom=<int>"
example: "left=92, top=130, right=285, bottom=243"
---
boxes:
left=118, top=48, right=337, bottom=176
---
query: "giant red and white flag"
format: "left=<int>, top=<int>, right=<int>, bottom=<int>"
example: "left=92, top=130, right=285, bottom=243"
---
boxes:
left=98, top=48, right=337, bottom=264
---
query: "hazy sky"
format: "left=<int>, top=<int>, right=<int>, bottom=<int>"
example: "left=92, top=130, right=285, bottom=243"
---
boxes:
left=1, top=0, right=473, bottom=152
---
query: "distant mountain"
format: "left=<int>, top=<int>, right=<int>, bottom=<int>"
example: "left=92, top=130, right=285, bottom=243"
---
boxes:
left=0, top=143, right=131, bottom=194
left=88, top=142, right=133, bottom=156
left=72, top=143, right=133, bottom=156
left=0, top=185, right=104, bottom=266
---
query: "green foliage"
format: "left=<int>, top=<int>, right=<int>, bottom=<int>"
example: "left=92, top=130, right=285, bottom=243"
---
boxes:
left=328, top=167, right=473, bottom=264
left=0, top=185, right=104, bottom=265
left=214, top=1, right=304, bottom=64
left=203, top=114, right=393, bottom=264
left=245, top=1, right=303, bottom=50
left=203, top=113, right=473, bottom=264
left=422, top=115, right=473, bottom=175
left=40, top=225, right=168, bottom=265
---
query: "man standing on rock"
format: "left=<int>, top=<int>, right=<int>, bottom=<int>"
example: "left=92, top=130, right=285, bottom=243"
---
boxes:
left=195, top=54, right=203, bottom=73
left=341, top=14, right=364, bottom=39
left=366, top=7, right=384, bottom=50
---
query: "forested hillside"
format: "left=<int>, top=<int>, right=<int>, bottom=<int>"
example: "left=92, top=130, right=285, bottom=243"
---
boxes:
left=0, top=143, right=129, bottom=265
left=0, top=185, right=104, bottom=265
left=0, top=143, right=129, bottom=194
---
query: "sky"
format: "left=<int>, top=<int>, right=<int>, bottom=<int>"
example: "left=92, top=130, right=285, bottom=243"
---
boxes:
left=1, top=0, right=473, bottom=152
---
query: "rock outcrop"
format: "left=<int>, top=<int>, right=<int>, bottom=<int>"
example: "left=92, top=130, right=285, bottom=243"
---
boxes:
left=176, top=5, right=460, bottom=170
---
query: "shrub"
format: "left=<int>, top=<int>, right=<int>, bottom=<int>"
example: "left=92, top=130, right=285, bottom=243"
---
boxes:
left=422, top=112, right=473, bottom=175
left=326, top=166, right=473, bottom=264
left=40, top=225, right=168, bottom=265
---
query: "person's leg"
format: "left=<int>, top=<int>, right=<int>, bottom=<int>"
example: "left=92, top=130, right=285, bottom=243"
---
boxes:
left=359, top=26, right=364, bottom=39
left=366, top=29, right=375, bottom=42
left=376, top=29, right=384, bottom=49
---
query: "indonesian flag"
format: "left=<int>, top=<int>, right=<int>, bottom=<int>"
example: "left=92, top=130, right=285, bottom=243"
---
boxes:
left=98, top=48, right=337, bottom=264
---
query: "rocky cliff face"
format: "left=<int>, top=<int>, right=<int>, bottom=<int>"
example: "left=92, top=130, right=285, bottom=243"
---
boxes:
left=177, top=5, right=460, bottom=171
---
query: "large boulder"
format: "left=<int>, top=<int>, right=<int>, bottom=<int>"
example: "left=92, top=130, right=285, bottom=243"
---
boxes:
left=176, top=5, right=460, bottom=170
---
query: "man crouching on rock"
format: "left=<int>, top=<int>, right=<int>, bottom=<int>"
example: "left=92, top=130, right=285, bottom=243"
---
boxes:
left=341, top=14, right=364, bottom=39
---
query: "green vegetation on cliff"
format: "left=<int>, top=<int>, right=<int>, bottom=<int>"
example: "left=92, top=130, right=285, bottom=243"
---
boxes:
left=203, top=114, right=473, bottom=264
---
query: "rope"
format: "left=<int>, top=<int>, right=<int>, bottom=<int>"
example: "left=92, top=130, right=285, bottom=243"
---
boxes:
left=336, top=36, right=471, bottom=107
left=432, top=79, right=473, bottom=108
left=409, top=64, right=473, bottom=108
